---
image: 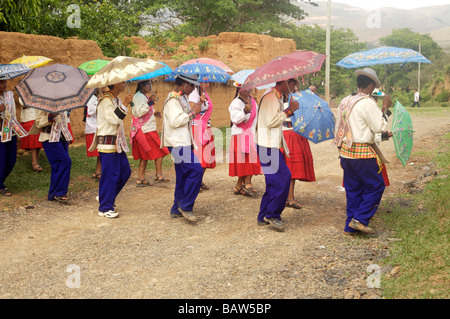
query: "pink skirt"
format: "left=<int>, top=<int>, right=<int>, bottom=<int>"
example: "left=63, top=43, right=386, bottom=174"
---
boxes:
left=132, top=130, right=169, bottom=161
left=85, top=133, right=99, bottom=157
left=192, top=125, right=216, bottom=169
left=20, top=121, right=42, bottom=150
left=282, top=130, right=316, bottom=182
left=229, top=135, right=261, bottom=177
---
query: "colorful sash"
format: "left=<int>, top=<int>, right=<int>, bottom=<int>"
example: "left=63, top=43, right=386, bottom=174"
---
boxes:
left=192, top=91, right=213, bottom=146
left=162, top=91, right=196, bottom=149
left=236, top=97, right=257, bottom=153
left=101, top=93, right=129, bottom=153
left=1, top=91, right=28, bottom=143
left=130, top=95, right=153, bottom=149
left=332, top=93, right=369, bottom=149
left=48, top=112, right=72, bottom=143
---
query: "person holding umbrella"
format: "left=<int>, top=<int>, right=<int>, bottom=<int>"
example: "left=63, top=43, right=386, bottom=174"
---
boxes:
left=189, top=81, right=216, bottom=192
left=333, top=68, right=393, bottom=236
left=256, top=78, right=300, bottom=231
left=89, top=82, right=133, bottom=218
left=34, top=109, right=73, bottom=203
left=130, top=80, right=170, bottom=186
left=160, top=74, right=203, bottom=222
left=1, top=79, right=28, bottom=196
left=228, top=81, right=261, bottom=197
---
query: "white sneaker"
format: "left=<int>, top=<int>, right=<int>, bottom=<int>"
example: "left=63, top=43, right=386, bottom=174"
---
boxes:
left=98, top=210, right=119, bottom=218
left=96, top=195, right=99, bottom=202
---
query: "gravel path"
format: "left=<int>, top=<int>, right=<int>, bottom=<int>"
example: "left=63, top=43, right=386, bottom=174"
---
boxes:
left=0, top=111, right=449, bottom=299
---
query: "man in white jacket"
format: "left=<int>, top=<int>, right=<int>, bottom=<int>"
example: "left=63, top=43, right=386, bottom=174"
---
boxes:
left=333, top=68, right=392, bottom=235
left=256, top=78, right=300, bottom=231
left=161, top=74, right=202, bottom=221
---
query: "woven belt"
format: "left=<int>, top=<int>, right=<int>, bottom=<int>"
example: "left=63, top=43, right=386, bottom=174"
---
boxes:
left=283, top=121, right=293, bottom=128
left=98, top=135, right=117, bottom=145
left=41, top=125, right=52, bottom=134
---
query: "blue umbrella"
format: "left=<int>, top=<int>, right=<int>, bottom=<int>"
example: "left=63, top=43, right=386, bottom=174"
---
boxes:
left=230, top=69, right=275, bottom=90
left=129, top=62, right=172, bottom=82
left=336, top=46, right=431, bottom=68
left=231, top=69, right=255, bottom=84
left=165, top=62, right=231, bottom=83
left=0, top=63, right=30, bottom=80
left=290, top=89, right=335, bottom=144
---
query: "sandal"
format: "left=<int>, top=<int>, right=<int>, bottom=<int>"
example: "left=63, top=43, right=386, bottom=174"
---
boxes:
left=286, top=200, right=302, bottom=209
left=53, top=195, right=70, bottom=204
left=243, top=183, right=257, bottom=195
left=154, top=174, right=170, bottom=183
left=0, top=188, right=12, bottom=197
left=233, top=186, right=253, bottom=197
left=136, top=178, right=153, bottom=187
left=92, top=173, right=101, bottom=181
left=200, top=182, right=209, bottom=191
left=32, top=163, right=43, bottom=172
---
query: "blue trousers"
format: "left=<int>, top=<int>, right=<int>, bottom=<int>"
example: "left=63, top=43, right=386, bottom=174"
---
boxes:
left=0, top=136, right=17, bottom=190
left=341, top=157, right=385, bottom=232
left=168, top=146, right=204, bottom=214
left=257, top=145, right=291, bottom=222
left=42, top=140, right=72, bottom=201
left=98, top=152, right=131, bottom=212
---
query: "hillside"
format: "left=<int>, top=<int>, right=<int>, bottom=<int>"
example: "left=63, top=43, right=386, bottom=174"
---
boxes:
left=295, top=2, right=450, bottom=48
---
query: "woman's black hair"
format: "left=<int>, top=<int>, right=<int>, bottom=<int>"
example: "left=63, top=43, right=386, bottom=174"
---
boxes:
left=234, top=87, right=240, bottom=99
left=175, top=77, right=187, bottom=86
left=135, top=80, right=150, bottom=94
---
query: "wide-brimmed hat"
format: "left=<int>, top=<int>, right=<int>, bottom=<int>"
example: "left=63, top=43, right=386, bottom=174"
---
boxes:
left=355, top=68, right=381, bottom=88
left=177, top=73, right=200, bottom=86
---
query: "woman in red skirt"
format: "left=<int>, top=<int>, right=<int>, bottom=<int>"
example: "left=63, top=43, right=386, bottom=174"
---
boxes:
left=228, top=83, right=261, bottom=196
left=282, top=87, right=316, bottom=209
left=131, top=80, right=170, bottom=187
left=189, top=82, right=216, bottom=191
left=19, top=100, right=43, bottom=172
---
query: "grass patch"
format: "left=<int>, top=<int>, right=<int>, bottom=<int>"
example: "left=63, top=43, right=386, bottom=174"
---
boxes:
left=2, top=142, right=174, bottom=208
left=380, top=133, right=450, bottom=299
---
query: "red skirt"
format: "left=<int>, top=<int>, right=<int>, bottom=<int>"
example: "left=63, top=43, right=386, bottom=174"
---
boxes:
left=68, top=123, right=74, bottom=144
left=132, top=130, right=170, bottom=161
left=229, top=135, right=261, bottom=177
left=192, top=125, right=216, bottom=169
left=20, top=120, right=42, bottom=150
left=282, top=130, right=316, bottom=182
left=85, top=133, right=99, bottom=157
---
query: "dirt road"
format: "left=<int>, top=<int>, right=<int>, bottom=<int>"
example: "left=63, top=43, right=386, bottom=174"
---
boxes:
left=0, top=109, right=449, bottom=299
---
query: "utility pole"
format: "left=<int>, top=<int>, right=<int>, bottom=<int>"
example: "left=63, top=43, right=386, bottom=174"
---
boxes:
left=418, top=42, right=421, bottom=92
left=325, top=0, right=331, bottom=104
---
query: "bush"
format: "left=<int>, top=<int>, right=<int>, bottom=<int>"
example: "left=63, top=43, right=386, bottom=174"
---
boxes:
left=436, top=90, right=450, bottom=103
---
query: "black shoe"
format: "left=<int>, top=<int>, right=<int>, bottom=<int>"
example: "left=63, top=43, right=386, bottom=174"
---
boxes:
left=264, top=217, right=285, bottom=231
left=170, top=212, right=183, bottom=219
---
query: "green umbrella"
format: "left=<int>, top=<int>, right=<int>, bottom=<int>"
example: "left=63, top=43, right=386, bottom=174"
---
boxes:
left=392, top=100, right=414, bottom=167
left=78, top=59, right=110, bottom=75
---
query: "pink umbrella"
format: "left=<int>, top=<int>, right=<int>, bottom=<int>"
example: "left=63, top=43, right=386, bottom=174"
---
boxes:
left=181, top=58, right=233, bottom=74
left=240, top=51, right=326, bottom=91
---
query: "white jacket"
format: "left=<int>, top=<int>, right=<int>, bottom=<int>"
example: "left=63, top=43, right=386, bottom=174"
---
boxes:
left=160, top=94, right=194, bottom=148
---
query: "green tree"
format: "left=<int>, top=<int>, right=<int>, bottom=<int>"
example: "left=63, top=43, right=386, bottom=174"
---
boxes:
left=378, top=28, right=446, bottom=92
left=271, top=24, right=366, bottom=97
left=143, top=0, right=316, bottom=37
left=0, top=0, right=40, bottom=31
left=18, top=0, right=144, bottom=57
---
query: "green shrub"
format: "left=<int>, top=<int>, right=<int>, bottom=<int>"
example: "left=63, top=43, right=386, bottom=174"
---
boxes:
left=436, top=90, right=450, bottom=102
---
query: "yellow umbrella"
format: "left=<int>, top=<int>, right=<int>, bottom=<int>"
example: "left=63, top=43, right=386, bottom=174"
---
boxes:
left=9, top=55, right=53, bottom=69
